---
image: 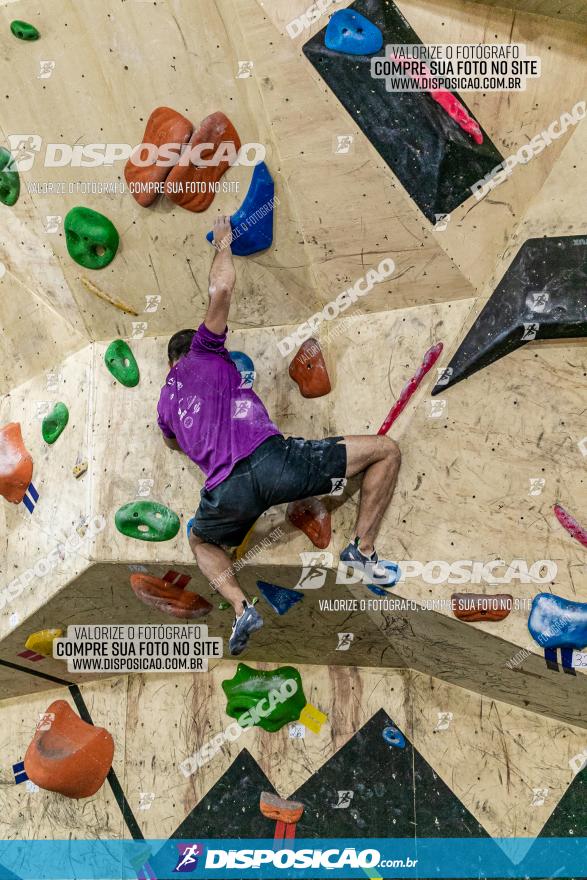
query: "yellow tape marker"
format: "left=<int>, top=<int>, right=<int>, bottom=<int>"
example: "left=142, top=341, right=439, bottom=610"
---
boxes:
left=299, top=703, right=328, bottom=734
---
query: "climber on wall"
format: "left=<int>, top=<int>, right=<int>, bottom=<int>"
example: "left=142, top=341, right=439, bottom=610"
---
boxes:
left=157, top=216, right=401, bottom=655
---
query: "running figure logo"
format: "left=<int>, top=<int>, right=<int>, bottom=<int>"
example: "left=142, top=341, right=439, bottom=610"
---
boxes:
left=174, top=843, right=203, bottom=873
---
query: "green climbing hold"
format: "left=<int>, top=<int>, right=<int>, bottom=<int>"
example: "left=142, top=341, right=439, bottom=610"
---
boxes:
left=10, top=20, right=40, bottom=40
left=0, top=148, right=20, bottom=207
left=64, top=206, right=119, bottom=270
left=115, top=500, right=180, bottom=542
left=104, top=339, right=140, bottom=387
left=42, top=402, right=69, bottom=444
left=222, top=663, right=307, bottom=733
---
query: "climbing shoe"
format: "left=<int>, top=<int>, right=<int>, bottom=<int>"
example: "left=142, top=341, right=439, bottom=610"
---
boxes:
left=339, top=538, right=400, bottom=589
left=229, top=602, right=264, bottom=656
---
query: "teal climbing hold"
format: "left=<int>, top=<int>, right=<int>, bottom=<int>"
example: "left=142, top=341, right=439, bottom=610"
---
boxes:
left=257, top=580, right=304, bottom=616
left=10, top=20, right=40, bottom=40
left=65, top=206, right=119, bottom=270
left=206, top=162, right=274, bottom=256
left=325, top=9, right=383, bottom=56
left=0, top=147, right=20, bottom=207
left=42, top=403, right=69, bottom=444
left=115, top=500, right=180, bottom=542
left=104, top=339, right=140, bottom=387
left=222, top=663, right=307, bottom=732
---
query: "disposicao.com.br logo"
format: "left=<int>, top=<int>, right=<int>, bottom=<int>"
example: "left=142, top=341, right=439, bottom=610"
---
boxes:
left=203, top=846, right=387, bottom=871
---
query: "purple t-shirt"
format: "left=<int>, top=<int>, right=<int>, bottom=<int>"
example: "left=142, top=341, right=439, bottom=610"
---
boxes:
left=157, top=323, right=281, bottom=490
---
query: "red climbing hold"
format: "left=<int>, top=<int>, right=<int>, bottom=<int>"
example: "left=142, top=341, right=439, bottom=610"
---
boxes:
left=24, top=700, right=114, bottom=799
left=554, top=504, right=587, bottom=548
left=165, top=111, right=241, bottom=213
left=130, top=573, right=213, bottom=619
left=125, top=106, right=194, bottom=207
left=0, top=422, right=33, bottom=503
left=287, top=497, right=331, bottom=549
left=378, top=342, right=443, bottom=434
left=451, top=593, right=513, bottom=622
left=289, top=338, right=331, bottom=399
left=388, top=55, right=483, bottom=144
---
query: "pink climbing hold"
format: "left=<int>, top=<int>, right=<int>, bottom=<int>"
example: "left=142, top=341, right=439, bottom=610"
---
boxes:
left=554, top=504, right=587, bottom=548
left=378, top=342, right=444, bottom=435
left=388, top=55, right=483, bottom=145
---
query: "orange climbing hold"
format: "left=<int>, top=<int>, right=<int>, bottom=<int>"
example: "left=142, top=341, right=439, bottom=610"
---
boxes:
left=260, top=791, right=304, bottom=825
left=287, top=497, right=331, bottom=549
left=165, top=111, right=241, bottom=212
left=0, top=422, right=33, bottom=503
left=24, top=699, right=114, bottom=799
left=289, top=339, right=331, bottom=399
left=125, top=106, right=194, bottom=207
left=130, top=573, right=213, bottom=619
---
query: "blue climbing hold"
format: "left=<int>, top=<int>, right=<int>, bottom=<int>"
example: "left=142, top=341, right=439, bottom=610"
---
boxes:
left=382, top=725, right=406, bottom=749
left=325, top=10, right=383, bottom=56
left=229, top=351, right=254, bottom=374
left=367, top=583, right=390, bottom=597
left=229, top=350, right=256, bottom=389
left=258, top=580, right=304, bottom=616
left=186, top=516, right=195, bottom=539
left=528, top=593, right=587, bottom=650
left=206, top=162, right=274, bottom=256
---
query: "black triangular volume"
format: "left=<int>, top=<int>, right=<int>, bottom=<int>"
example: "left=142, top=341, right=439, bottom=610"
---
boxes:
left=302, top=0, right=502, bottom=223
left=539, top=760, right=587, bottom=838
left=432, top=235, right=587, bottom=394
left=292, top=709, right=416, bottom=837
left=169, top=748, right=276, bottom=839
left=412, top=746, right=488, bottom=838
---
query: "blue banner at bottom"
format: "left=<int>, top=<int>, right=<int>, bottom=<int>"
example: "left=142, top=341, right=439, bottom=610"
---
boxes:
left=0, top=838, right=584, bottom=879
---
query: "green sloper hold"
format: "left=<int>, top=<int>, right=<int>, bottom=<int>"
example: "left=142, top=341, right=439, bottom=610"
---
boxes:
left=104, top=339, right=140, bottom=387
left=64, top=206, right=119, bottom=269
left=0, top=147, right=20, bottom=207
left=10, top=20, right=40, bottom=40
left=115, top=500, right=180, bottom=542
left=222, top=663, right=307, bottom=733
left=42, top=402, right=69, bottom=444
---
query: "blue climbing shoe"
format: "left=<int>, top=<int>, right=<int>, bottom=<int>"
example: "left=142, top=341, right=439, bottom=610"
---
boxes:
left=229, top=602, right=264, bottom=656
left=340, top=539, right=400, bottom=589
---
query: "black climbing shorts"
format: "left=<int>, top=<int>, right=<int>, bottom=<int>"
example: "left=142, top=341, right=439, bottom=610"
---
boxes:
left=191, top=434, right=347, bottom=548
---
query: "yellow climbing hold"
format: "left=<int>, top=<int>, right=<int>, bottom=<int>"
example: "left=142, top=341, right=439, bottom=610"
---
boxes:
left=235, top=520, right=257, bottom=561
left=24, top=628, right=64, bottom=657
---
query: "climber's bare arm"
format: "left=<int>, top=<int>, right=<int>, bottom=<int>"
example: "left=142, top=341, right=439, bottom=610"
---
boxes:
left=205, top=215, right=236, bottom=335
